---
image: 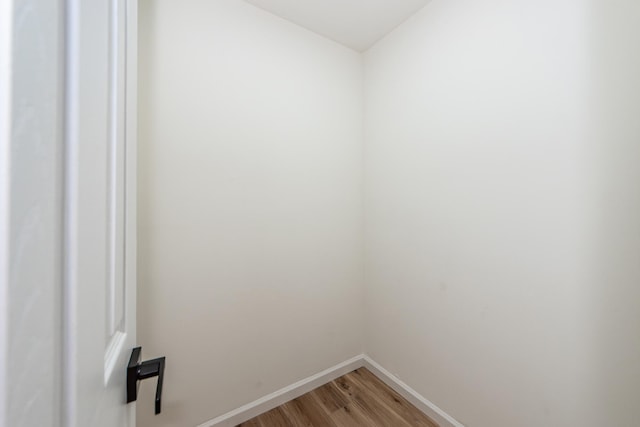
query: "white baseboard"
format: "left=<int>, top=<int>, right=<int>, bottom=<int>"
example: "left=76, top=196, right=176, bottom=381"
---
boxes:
left=198, top=354, right=464, bottom=427
left=363, top=356, right=465, bottom=427
left=197, top=354, right=365, bottom=427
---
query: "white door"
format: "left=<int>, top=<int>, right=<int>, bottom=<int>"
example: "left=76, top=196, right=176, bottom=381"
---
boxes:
left=64, top=0, right=139, bottom=426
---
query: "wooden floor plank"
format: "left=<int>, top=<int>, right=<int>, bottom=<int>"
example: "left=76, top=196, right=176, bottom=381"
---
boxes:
left=280, top=397, right=314, bottom=426
left=333, top=375, right=414, bottom=427
left=237, top=368, right=439, bottom=427
left=330, top=403, right=377, bottom=426
left=294, top=393, right=338, bottom=426
left=348, top=369, right=438, bottom=427
left=310, top=382, right=349, bottom=414
left=254, top=407, right=290, bottom=427
left=237, top=418, right=261, bottom=427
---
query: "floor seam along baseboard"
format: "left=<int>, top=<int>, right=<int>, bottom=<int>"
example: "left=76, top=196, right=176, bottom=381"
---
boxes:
left=196, top=354, right=464, bottom=427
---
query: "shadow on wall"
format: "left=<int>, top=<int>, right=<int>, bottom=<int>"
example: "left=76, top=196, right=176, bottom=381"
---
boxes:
left=588, top=1, right=640, bottom=425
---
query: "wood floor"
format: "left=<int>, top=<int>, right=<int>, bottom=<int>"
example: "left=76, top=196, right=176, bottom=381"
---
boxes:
left=237, top=368, right=439, bottom=427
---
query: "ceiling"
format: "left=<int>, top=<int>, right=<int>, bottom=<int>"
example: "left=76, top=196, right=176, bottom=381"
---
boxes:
left=244, top=0, right=430, bottom=52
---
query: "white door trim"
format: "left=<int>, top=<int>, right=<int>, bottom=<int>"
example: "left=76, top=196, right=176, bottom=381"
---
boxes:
left=1, top=1, right=65, bottom=426
left=0, top=0, right=12, bottom=423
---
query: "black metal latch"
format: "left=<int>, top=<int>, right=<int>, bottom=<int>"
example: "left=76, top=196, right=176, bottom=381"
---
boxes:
left=126, top=347, right=165, bottom=414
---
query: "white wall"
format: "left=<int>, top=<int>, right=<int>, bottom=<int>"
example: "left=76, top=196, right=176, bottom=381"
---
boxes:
left=139, top=1, right=640, bottom=426
left=137, top=1, right=364, bottom=426
left=364, top=1, right=640, bottom=426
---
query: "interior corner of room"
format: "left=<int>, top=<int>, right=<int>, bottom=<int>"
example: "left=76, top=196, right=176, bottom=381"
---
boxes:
left=137, top=0, right=640, bottom=426
left=135, top=0, right=640, bottom=426
left=4, top=0, right=640, bottom=426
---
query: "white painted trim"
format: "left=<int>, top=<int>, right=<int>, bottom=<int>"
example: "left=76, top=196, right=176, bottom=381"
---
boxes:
left=197, top=355, right=366, bottom=427
left=62, top=1, right=80, bottom=425
left=363, top=356, right=465, bottom=427
left=197, top=354, right=463, bottom=427
left=124, top=2, right=138, bottom=426
left=0, top=0, right=12, bottom=424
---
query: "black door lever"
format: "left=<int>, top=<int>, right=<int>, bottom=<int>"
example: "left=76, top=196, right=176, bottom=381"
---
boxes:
left=127, top=347, right=166, bottom=414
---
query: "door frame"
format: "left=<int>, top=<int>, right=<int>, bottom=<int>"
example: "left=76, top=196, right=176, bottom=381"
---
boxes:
left=1, top=0, right=66, bottom=426
left=0, top=0, right=12, bottom=423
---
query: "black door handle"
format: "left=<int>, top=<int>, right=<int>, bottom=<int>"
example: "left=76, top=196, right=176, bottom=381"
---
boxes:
left=127, top=347, right=166, bottom=414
